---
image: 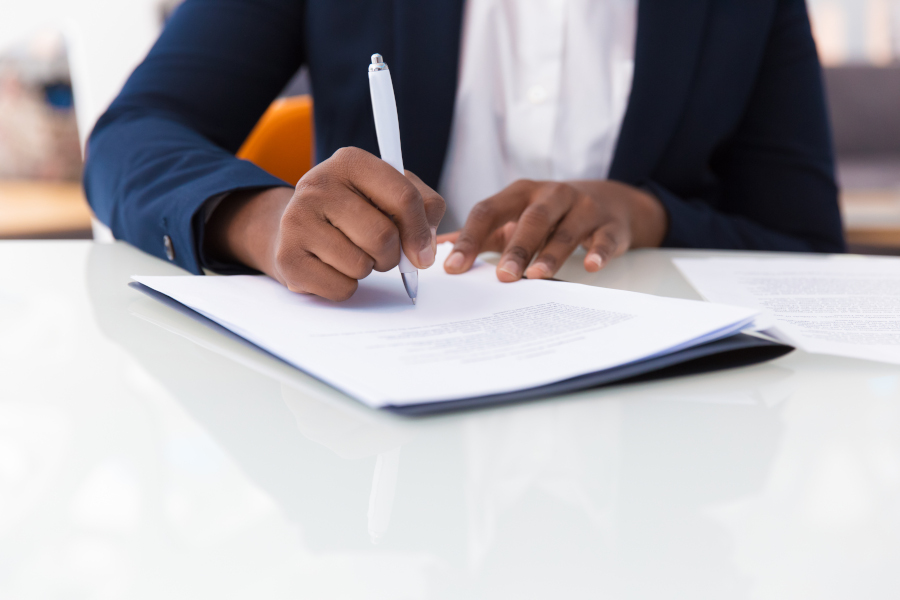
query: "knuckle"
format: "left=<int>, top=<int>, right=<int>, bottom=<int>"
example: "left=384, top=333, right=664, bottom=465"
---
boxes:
left=468, top=200, right=495, bottom=222
left=295, top=172, right=334, bottom=203
left=592, top=233, right=617, bottom=255
left=396, top=184, right=423, bottom=214
left=371, top=220, right=399, bottom=250
left=505, top=245, right=530, bottom=263
left=294, top=171, right=320, bottom=194
left=274, top=243, right=306, bottom=271
left=521, top=204, right=552, bottom=229
left=330, top=146, right=364, bottom=176
left=293, top=178, right=316, bottom=198
left=552, top=228, right=575, bottom=246
left=330, top=280, right=359, bottom=302
left=542, top=182, right=580, bottom=208
left=298, top=161, right=328, bottom=185
left=600, top=229, right=619, bottom=246
left=349, top=252, right=375, bottom=280
left=454, top=230, right=480, bottom=252
left=278, top=211, right=314, bottom=248
left=512, top=178, right=536, bottom=193
left=577, top=191, right=595, bottom=207
left=281, top=267, right=311, bottom=294
left=275, top=247, right=311, bottom=287
left=332, top=146, right=360, bottom=162
left=292, top=184, right=322, bottom=211
left=544, top=182, right=569, bottom=197
left=427, top=191, right=447, bottom=216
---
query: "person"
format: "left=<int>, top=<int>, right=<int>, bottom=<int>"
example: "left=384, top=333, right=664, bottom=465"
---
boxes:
left=84, top=0, right=844, bottom=302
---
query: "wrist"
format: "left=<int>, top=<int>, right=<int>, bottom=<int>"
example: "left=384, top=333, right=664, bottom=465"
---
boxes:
left=205, top=186, right=293, bottom=275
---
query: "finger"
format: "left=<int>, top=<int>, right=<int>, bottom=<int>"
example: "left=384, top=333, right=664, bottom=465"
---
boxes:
left=444, top=221, right=516, bottom=273
left=496, top=184, right=577, bottom=282
left=482, top=221, right=517, bottom=253
left=276, top=249, right=359, bottom=302
left=303, top=219, right=378, bottom=280
left=525, top=199, right=598, bottom=279
left=321, top=190, right=401, bottom=272
left=405, top=170, right=446, bottom=250
left=445, top=181, right=535, bottom=274
left=584, top=221, right=631, bottom=273
left=329, top=147, right=434, bottom=269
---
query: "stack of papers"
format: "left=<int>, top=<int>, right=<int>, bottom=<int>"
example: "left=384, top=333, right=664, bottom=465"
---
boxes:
left=134, top=245, right=762, bottom=411
left=675, top=255, right=900, bottom=365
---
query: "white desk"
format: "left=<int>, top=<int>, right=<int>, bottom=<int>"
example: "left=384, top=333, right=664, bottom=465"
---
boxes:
left=2, top=241, right=899, bottom=599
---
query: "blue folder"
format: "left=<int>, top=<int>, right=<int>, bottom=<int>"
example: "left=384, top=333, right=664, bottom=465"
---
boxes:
left=131, top=282, right=794, bottom=416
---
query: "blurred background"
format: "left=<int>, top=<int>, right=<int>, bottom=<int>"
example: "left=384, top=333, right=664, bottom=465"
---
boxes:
left=1, top=0, right=898, bottom=251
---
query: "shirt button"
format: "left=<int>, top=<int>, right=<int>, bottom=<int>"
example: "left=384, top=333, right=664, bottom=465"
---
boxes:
left=163, top=235, right=175, bottom=261
left=527, top=84, right=548, bottom=105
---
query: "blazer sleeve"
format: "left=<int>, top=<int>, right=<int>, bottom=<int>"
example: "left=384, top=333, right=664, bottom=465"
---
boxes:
left=653, top=0, right=845, bottom=253
left=83, top=0, right=304, bottom=273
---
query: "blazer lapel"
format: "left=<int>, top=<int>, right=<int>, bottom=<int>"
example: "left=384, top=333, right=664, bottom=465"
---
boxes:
left=609, top=0, right=713, bottom=184
left=391, top=0, right=465, bottom=189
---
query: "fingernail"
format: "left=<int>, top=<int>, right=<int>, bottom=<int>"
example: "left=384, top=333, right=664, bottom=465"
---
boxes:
left=418, top=244, right=435, bottom=267
left=431, top=226, right=437, bottom=253
left=587, top=253, right=603, bottom=269
left=526, top=262, right=552, bottom=279
left=445, top=251, right=465, bottom=271
left=499, top=260, right=521, bottom=279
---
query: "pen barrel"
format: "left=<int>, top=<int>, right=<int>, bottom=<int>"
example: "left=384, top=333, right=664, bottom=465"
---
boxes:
left=368, top=70, right=405, bottom=174
left=369, top=68, right=414, bottom=274
left=397, top=250, right=415, bottom=274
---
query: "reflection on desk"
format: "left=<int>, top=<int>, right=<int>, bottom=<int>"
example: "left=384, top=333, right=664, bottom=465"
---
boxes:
left=1, top=241, right=898, bottom=598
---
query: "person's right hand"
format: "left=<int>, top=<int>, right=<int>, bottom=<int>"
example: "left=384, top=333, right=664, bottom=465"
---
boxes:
left=205, top=147, right=445, bottom=301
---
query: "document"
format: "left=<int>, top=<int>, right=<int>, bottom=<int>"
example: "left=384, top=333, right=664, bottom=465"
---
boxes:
left=674, top=256, right=900, bottom=365
left=134, top=245, right=757, bottom=409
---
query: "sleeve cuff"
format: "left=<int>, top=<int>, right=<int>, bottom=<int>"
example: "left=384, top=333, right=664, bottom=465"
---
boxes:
left=641, top=180, right=714, bottom=249
left=160, top=161, right=292, bottom=275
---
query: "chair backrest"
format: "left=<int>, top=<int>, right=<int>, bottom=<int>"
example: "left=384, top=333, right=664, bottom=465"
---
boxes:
left=237, top=95, right=314, bottom=186
left=65, top=8, right=161, bottom=243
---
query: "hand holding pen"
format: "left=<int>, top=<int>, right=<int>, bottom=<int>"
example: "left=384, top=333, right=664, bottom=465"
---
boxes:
left=204, top=144, right=442, bottom=303
left=368, top=53, right=420, bottom=303
left=201, top=53, right=441, bottom=303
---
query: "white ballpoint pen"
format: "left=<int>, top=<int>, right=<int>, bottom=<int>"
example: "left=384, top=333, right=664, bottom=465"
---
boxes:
left=368, top=53, right=418, bottom=304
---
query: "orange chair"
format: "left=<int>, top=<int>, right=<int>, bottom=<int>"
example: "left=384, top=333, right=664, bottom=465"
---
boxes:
left=237, top=95, right=314, bottom=186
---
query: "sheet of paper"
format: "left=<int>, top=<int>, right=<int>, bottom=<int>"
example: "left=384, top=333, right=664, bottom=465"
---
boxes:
left=674, top=255, right=900, bottom=365
left=134, top=245, right=757, bottom=408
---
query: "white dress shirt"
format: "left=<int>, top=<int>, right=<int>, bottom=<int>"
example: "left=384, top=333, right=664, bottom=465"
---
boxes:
left=438, top=0, right=638, bottom=231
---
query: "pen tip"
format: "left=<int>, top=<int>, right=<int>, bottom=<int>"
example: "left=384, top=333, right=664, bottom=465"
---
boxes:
left=401, top=272, right=418, bottom=303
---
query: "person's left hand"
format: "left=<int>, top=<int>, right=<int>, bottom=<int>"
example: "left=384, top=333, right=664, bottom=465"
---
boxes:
left=441, top=179, right=668, bottom=281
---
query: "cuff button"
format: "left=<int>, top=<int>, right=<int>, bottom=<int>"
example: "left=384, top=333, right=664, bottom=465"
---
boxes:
left=163, top=235, right=175, bottom=261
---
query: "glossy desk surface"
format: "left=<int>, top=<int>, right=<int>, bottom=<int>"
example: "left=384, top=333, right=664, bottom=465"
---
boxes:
left=2, top=241, right=899, bottom=599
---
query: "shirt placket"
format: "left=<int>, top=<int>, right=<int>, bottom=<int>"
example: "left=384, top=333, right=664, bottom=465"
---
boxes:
left=505, top=0, right=567, bottom=181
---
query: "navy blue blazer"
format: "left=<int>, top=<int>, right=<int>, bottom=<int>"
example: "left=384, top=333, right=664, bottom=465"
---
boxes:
left=84, top=0, right=845, bottom=274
